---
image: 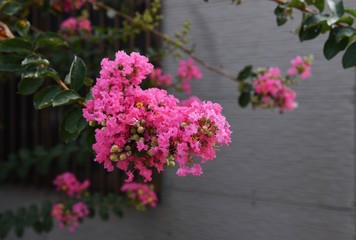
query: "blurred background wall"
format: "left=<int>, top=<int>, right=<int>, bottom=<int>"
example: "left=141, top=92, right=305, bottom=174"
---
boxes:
left=1, top=0, right=356, bottom=239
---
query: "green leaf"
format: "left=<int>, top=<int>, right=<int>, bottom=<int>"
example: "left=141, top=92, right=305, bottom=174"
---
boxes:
left=99, top=206, right=109, bottom=220
left=299, top=24, right=321, bottom=41
left=238, top=92, right=251, bottom=108
left=35, top=32, right=68, bottom=49
left=326, top=0, right=344, bottom=17
left=33, top=85, right=62, bottom=110
left=342, top=41, right=356, bottom=68
left=59, top=108, right=86, bottom=142
left=303, top=14, right=327, bottom=29
left=323, top=28, right=348, bottom=60
left=22, top=55, right=50, bottom=67
left=112, top=206, right=123, bottom=218
left=313, top=0, right=325, bottom=12
left=21, top=67, right=60, bottom=81
left=68, top=56, right=87, bottom=91
left=18, top=78, right=44, bottom=95
left=0, top=1, right=21, bottom=15
left=274, top=5, right=288, bottom=26
left=336, top=16, right=354, bottom=26
left=14, top=20, right=30, bottom=37
left=335, top=27, right=356, bottom=42
left=0, top=55, right=23, bottom=72
left=0, top=38, right=32, bottom=54
left=288, top=0, right=306, bottom=10
left=52, top=90, right=81, bottom=107
left=345, top=8, right=356, bottom=18
left=237, top=65, right=253, bottom=81
left=63, top=108, right=84, bottom=134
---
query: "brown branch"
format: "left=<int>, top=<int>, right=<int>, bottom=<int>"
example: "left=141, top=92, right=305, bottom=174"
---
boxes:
left=94, top=2, right=237, bottom=82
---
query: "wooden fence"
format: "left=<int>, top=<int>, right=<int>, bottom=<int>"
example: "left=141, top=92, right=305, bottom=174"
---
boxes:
left=0, top=0, right=162, bottom=196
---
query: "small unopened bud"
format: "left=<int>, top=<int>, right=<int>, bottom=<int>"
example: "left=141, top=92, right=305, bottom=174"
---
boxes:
left=110, top=154, right=118, bottom=162
left=139, top=137, right=145, bottom=142
left=100, top=121, right=106, bottom=127
left=130, top=128, right=137, bottom=134
left=137, top=126, right=144, bottom=134
left=126, top=151, right=132, bottom=156
left=125, top=146, right=131, bottom=151
left=207, top=131, right=213, bottom=137
left=119, top=153, right=127, bottom=161
left=140, top=120, right=146, bottom=125
left=147, top=150, right=153, bottom=156
left=169, top=161, right=176, bottom=167
left=111, top=145, right=122, bottom=153
left=131, top=134, right=140, bottom=141
left=89, top=120, right=97, bottom=127
left=180, top=122, right=187, bottom=128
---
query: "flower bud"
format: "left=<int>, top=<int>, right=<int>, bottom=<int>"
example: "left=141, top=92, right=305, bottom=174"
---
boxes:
left=147, top=150, right=153, bottom=156
left=110, top=154, right=118, bottom=162
left=180, top=122, right=187, bottom=128
left=169, top=161, right=176, bottom=167
left=126, top=151, right=132, bottom=156
left=100, top=121, right=106, bottom=127
left=131, top=134, right=140, bottom=141
left=137, top=126, right=144, bottom=134
left=89, top=120, right=97, bottom=127
left=139, top=137, right=145, bottom=142
left=111, top=145, right=122, bottom=153
left=125, top=146, right=131, bottom=151
left=130, top=128, right=137, bottom=134
left=119, top=153, right=127, bottom=161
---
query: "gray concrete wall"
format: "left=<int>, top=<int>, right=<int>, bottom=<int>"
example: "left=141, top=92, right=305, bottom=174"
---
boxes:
left=1, top=1, right=356, bottom=239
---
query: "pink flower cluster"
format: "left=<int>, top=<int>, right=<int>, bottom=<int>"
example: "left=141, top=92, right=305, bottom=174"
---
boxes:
left=60, top=17, right=92, bottom=37
left=253, top=67, right=298, bottom=112
left=51, top=202, right=89, bottom=232
left=287, top=56, right=311, bottom=79
left=83, top=50, right=231, bottom=182
left=149, top=68, right=172, bottom=88
left=52, top=0, right=87, bottom=12
left=177, top=58, right=202, bottom=94
left=53, top=172, right=90, bottom=198
left=121, top=183, right=158, bottom=209
left=252, top=56, right=312, bottom=113
left=179, top=96, right=202, bottom=107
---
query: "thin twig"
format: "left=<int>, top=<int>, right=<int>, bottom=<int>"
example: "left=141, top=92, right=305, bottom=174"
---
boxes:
left=95, top=2, right=238, bottom=82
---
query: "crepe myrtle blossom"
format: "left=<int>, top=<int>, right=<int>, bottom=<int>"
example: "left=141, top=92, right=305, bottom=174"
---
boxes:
left=252, top=56, right=312, bottom=113
left=177, top=58, right=202, bottom=94
left=149, top=68, right=172, bottom=88
left=52, top=0, right=88, bottom=12
left=121, top=183, right=158, bottom=210
left=83, top=50, right=232, bottom=182
left=53, top=172, right=90, bottom=198
left=60, top=17, right=92, bottom=37
left=51, top=202, right=89, bottom=232
left=287, top=55, right=312, bottom=79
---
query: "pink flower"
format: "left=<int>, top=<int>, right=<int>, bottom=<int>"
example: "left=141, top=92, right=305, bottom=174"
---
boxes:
left=121, top=183, right=158, bottom=209
left=287, top=56, right=311, bottom=79
left=77, top=19, right=92, bottom=33
left=51, top=202, right=89, bottom=232
left=177, top=58, right=202, bottom=81
left=180, top=96, right=202, bottom=107
left=253, top=67, right=298, bottom=113
left=60, top=17, right=92, bottom=38
left=83, top=50, right=231, bottom=182
left=52, top=0, right=87, bottom=12
left=177, top=58, right=202, bottom=94
left=53, top=172, right=90, bottom=198
left=149, top=68, right=172, bottom=87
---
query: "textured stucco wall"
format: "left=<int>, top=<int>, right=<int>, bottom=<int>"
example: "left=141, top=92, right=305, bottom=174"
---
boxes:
left=1, top=1, right=356, bottom=240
